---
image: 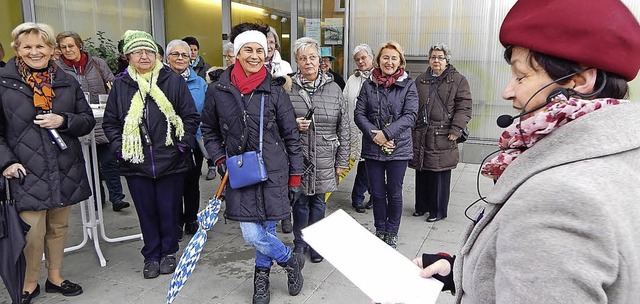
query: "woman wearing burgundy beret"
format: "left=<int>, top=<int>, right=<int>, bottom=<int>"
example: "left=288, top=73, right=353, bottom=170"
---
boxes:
left=413, top=0, right=640, bottom=303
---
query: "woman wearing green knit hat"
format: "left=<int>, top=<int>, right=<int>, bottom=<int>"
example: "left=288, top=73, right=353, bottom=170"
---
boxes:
left=102, top=30, right=199, bottom=279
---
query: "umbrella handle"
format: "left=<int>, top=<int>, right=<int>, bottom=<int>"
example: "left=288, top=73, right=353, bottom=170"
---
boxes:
left=216, top=172, right=228, bottom=197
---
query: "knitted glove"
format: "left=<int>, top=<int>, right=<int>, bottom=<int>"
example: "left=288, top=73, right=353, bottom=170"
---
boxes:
left=288, top=175, right=302, bottom=205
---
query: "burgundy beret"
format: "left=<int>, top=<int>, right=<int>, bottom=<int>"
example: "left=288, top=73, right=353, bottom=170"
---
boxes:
left=500, top=0, right=640, bottom=81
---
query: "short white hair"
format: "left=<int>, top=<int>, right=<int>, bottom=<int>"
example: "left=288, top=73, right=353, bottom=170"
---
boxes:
left=165, top=39, right=191, bottom=63
left=293, top=37, right=320, bottom=58
left=222, top=42, right=234, bottom=54
left=353, top=43, right=373, bottom=59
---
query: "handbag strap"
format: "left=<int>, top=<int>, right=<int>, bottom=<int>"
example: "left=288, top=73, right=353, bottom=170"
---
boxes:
left=231, top=93, right=265, bottom=154
left=258, top=93, right=264, bottom=153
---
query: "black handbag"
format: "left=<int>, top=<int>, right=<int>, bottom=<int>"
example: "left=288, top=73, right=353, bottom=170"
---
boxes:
left=226, top=94, right=268, bottom=189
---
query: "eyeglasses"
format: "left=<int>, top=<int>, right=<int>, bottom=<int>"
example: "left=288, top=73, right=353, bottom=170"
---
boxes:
left=296, top=55, right=318, bottom=63
left=129, top=49, right=156, bottom=57
left=168, top=52, right=189, bottom=59
left=224, top=55, right=236, bottom=60
left=320, top=58, right=332, bottom=63
left=59, top=44, right=77, bottom=50
left=430, top=55, right=446, bottom=61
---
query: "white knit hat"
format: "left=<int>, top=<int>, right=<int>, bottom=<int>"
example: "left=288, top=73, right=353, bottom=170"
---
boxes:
left=233, top=30, right=268, bottom=57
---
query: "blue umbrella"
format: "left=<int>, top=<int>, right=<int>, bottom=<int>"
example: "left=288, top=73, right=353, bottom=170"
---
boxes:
left=167, top=173, right=227, bottom=304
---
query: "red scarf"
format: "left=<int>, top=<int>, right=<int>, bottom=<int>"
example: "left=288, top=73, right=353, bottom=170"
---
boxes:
left=230, top=59, right=267, bottom=94
left=372, top=67, right=405, bottom=88
left=61, top=51, right=88, bottom=75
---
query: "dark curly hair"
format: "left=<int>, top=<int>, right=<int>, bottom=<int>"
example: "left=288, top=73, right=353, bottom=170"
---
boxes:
left=228, top=22, right=269, bottom=44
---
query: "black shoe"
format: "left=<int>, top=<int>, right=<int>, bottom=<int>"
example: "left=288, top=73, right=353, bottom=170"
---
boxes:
left=412, top=211, right=425, bottom=217
left=309, top=249, right=324, bottom=263
left=21, top=284, right=40, bottom=304
left=283, top=252, right=305, bottom=296
left=253, top=267, right=271, bottom=304
left=281, top=217, right=293, bottom=234
left=143, top=260, right=160, bottom=279
left=352, top=202, right=365, bottom=213
left=45, top=279, right=83, bottom=296
left=112, top=201, right=130, bottom=212
left=426, top=216, right=446, bottom=222
left=184, top=221, right=199, bottom=235
left=364, top=201, right=373, bottom=209
left=160, top=254, right=177, bottom=274
left=385, top=232, right=398, bottom=250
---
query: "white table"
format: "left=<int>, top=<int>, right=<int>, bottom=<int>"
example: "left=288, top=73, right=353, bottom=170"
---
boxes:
left=63, top=106, right=143, bottom=267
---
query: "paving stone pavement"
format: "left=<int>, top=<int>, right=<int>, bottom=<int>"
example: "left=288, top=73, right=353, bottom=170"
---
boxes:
left=1, top=163, right=494, bottom=304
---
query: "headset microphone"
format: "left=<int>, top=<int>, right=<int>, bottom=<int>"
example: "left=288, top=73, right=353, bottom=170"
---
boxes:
left=496, top=89, right=568, bottom=128
left=495, top=69, right=603, bottom=128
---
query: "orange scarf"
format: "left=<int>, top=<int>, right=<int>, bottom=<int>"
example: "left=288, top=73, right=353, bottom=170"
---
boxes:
left=16, top=57, right=56, bottom=110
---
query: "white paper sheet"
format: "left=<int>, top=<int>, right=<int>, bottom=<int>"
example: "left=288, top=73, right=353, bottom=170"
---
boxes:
left=302, top=209, right=444, bottom=304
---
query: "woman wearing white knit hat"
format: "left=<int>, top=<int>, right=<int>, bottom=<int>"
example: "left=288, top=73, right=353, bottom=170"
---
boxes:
left=102, top=30, right=199, bottom=280
left=201, top=22, right=305, bottom=304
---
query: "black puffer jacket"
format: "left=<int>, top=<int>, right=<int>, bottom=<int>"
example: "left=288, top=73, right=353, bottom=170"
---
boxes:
left=201, top=67, right=304, bottom=222
left=102, top=65, right=199, bottom=178
left=0, top=58, right=96, bottom=212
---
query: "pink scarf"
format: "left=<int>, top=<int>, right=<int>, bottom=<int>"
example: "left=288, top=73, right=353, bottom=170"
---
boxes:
left=481, top=96, right=625, bottom=180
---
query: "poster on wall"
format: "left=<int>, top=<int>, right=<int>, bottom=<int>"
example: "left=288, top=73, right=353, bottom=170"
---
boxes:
left=325, top=18, right=343, bottom=45
left=306, top=19, right=322, bottom=43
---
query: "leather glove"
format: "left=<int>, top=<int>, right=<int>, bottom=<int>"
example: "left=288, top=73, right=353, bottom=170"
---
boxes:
left=216, top=157, right=227, bottom=178
left=288, top=175, right=302, bottom=205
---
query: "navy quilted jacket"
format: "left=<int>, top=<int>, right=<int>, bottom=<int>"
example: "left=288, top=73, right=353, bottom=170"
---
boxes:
left=0, top=58, right=96, bottom=211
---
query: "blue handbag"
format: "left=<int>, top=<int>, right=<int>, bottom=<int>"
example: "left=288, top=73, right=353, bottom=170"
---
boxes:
left=226, top=94, right=268, bottom=189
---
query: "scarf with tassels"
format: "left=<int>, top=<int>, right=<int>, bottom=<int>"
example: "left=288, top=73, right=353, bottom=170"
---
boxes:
left=122, top=60, right=185, bottom=163
left=372, top=67, right=405, bottom=88
left=481, top=96, right=625, bottom=180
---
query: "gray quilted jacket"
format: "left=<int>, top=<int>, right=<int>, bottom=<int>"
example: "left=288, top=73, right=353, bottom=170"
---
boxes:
left=289, top=72, right=350, bottom=195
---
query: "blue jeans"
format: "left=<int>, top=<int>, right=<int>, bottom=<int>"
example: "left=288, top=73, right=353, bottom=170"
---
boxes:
left=365, top=159, right=408, bottom=234
left=351, top=160, right=369, bottom=204
left=239, top=221, right=292, bottom=268
left=97, top=144, right=125, bottom=203
left=292, top=194, right=326, bottom=249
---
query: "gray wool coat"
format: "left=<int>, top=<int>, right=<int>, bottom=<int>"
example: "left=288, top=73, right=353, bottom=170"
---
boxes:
left=289, top=72, right=350, bottom=195
left=454, top=102, right=640, bottom=303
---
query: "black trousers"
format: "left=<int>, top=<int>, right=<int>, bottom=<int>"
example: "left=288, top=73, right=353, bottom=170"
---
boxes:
left=181, top=147, right=204, bottom=225
left=414, top=170, right=451, bottom=218
left=126, top=173, right=186, bottom=262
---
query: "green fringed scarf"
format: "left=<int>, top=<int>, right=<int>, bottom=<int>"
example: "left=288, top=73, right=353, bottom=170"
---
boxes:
left=122, top=60, right=185, bottom=163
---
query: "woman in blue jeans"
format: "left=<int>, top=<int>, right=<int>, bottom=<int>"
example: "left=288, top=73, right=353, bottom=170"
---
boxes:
left=200, top=23, right=305, bottom=304
left=354, top=41, right=418, bottom=249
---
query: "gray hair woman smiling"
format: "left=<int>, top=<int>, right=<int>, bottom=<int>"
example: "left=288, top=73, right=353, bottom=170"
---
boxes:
left=165, top=39, right=208, bottom=237
left=1, top=22, right=96, bottom=303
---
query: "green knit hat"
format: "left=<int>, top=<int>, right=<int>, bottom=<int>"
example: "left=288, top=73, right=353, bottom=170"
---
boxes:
left=122, top=30, right=158, bottom=55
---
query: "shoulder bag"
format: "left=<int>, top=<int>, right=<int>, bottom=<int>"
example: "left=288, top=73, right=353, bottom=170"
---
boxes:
left=226, top=94, right=268, bottom=189
left=434, top=90, right=469, bottom=143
